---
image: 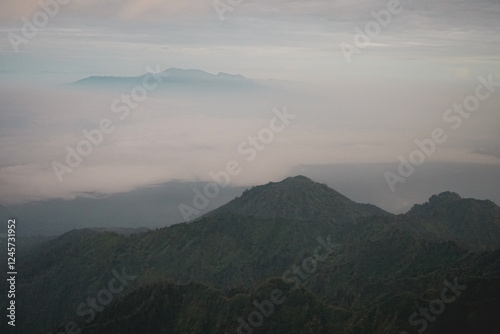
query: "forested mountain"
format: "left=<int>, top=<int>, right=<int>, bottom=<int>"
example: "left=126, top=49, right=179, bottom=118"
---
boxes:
left=208, top=175, right=390, bottom=221
left=2, top=176, right=499, bottom=334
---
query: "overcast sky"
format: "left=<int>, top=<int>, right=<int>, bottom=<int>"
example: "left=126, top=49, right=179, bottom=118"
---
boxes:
left=1, top=0, right=499, bottom=81
left=0, top=0, right=499, bottom=212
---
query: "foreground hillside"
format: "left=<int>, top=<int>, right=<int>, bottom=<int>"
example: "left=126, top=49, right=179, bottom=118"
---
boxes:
left=80, top=267, right=500, bottom=334
left=2, top=176, right=500, bottom=334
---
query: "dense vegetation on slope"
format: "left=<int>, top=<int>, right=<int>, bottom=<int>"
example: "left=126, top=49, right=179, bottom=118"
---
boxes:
left=80, top=278, right=350, bottom=334
left=75, top=272, right=500, bottom=334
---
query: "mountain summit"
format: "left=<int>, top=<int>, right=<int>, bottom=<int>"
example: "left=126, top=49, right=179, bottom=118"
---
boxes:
left=209, top=175, right=390, bottom=222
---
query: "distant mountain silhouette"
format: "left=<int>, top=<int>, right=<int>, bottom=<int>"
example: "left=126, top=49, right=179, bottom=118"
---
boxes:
left=68, top=67, right=264, bottom=92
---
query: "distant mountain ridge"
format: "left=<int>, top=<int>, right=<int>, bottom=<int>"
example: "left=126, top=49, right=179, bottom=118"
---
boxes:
left=68, top=67, right=264, bottom=92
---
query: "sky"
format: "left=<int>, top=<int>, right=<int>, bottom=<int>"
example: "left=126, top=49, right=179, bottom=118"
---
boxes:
left=0, top=0, right=499, bottom=213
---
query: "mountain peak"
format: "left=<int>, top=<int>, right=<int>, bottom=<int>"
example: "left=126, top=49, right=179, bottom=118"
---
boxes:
left=262, top=175, right=318, bottom=188
left=407, top=191, right=466, bottom=218
left=429, top=191, right=462, bottom=203
left=280, top=175, right=314, bottom=183
left=160, top=68, right=247, bottom=80
left=406, top=191, right=500, bottom=249
left=208, top=176, right=389, bottom=222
